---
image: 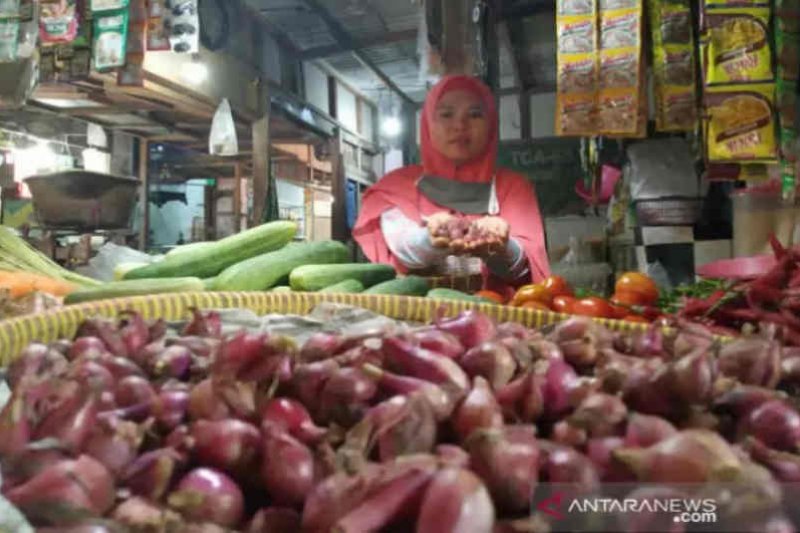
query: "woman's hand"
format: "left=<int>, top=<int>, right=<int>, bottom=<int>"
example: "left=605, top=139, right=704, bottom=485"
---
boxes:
left=464, top=216, right=509, bottom=257
left=425, top=212, right=465, bottom=248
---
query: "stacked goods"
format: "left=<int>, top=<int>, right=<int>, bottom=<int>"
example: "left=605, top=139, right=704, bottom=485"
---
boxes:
left=1, top=307, right=799, bottom=531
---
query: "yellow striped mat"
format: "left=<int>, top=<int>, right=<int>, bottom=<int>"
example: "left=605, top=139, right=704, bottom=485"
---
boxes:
left=0, top=292, right=648, bottom=366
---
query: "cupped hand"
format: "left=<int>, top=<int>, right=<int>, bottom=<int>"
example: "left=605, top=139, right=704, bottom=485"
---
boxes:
left=463, top=216, right=510, bottom=256
left=424, top=212, right=461, bottom=248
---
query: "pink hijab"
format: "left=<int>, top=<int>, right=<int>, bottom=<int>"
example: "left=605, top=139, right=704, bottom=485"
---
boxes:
left=353, top=75, right=550, bottom=287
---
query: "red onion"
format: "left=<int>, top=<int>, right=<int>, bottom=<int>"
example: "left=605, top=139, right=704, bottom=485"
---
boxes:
left=168, top=467, right=244, bottom=528
left=188, top=379, right=231, bottom=421
left=496, top=321, right=534, bottom=341
left=613, top=429, right=742, bottom=483
left=370, top=394, right=438, bottom=461
left=527, top=338, right=563, bottom=363
left=495, top=371, right=544, bottom=423
left=154, top=388, right=189, bottom=430
left=552, top=420, right=588, bottom=447
left=260, top=397, right=327, bottom=445
left=453, top=377, right=504, bottom=442
left=416, top=467, right=495, bottom=533
left=151, top=345, right=193, bottom=380
left=302, top=464, right=383, bottom=532
left=247, top=507, right=302, bottom=533
left=335, top=466, right=435, bottom=533
left=260, top=425, right=315, bottom=506
left=48, top=338, right=73, bottom=355
left=300, top=332, right=344, bottom=362
left=540, top=443, right=600, bottom=494
left=112, top=497, right=183, bottom=531
left=620, top=362, right=679, bottom=419
left=586, top=437, right=634, bottom=482
left=411, top=328, right=465, bottom=359
left=76, top=318, right=128, bottom=358
left=34, top=389, right=98, bottom=453
left=213, top=331, right=269, bottom=377
left=182, top=309, right=222, bottom=338
left=166, top=336, right=219, bottom=359
left=382, top=336, right=469, bottom=395
left=434, top=310, right=497, bottom=350
left=668, top=348, right=717, bottom=405
left=318, top=367, right=378, bottom=425
left=780, top=356, right=800, bottom=386
left=291, top=359, right=339, bottom=413
left=7, top=343, right=68, bottom=389
left=436, top=444, right=470, bottom=468
left=67, top=336, right=106, bottom=361
left=459, top=341, right=517, bottom=389
left=122, top=448, right=183, bottom=501
left=115, top=375, right=157, bottom=411
left=363, top=364, right=456, bottom=421
left=84, top=416, right=144, bottom=477
left=714, top=383, right=787, bottom=418
left=718, top=338, right=782, bottom=388
left=98, top=355, right=145, bottom=381
left=192, top=419, right=260, bottom=475
left=165, top=425, right=192, bottom=455
left=569, top=392, right=627, bottom=437
left=466, top=427, right=539, bottom=513
left=624, top=413, right=677, bottom=448
left=743, top=437, right=800, bottom=482
left=1, top=446, right=69, bottom=489
left=739, top=400, right=800, bottom=452
left=0, top=391, right=30, bottom=456
left=541, top=359, right=579, bottom=420
left=4, top=455, right=115, bottom=519
left=119, top=311, right=150, bottom=358
left=69, top=358, right=115, bottom=391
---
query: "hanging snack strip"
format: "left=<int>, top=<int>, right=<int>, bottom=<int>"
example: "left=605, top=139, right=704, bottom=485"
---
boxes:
left=0, top=0, right=25, bottom=63
left=776, top=0, right=800, bottom=197
left=649, top=0, right=698, bottom=132
left=91, top=0, right=129, bottom=71
left=556, top=0, right=598, bottom=136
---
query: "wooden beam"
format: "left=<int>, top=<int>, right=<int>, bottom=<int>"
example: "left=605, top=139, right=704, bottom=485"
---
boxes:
left=301, top=0, right=418, bottom=108
left=251, top=110, right=271, bottom=226
left=298, top=30, right=418, bottom=60
left=329, top=130, right=349, bottom=243
left=138, top=138, right=149, bottom=251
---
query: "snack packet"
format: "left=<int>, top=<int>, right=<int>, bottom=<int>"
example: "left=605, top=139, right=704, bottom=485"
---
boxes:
left=556, top=93, right=596, bottom=136
left=705, top=84, right=779, bottom=162
left=703, top=8, right=774, bottom=84
left=558, top=54, right=597, bottom=93
left=598, top=88, right=639, bottom=134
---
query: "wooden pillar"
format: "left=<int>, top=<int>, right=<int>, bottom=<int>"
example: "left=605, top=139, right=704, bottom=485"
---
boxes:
left=138, top=138, right=149, bottom=251
left=251, top=112, right=270, bottom=227
left=330, top=130, right=348, bottom=243
left=234, top=162, right=242, bottom=233
left=520, top=91, right=531, bottom=139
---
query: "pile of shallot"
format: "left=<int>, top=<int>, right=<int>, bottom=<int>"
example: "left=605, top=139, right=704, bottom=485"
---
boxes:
left=1, top=307, right=800, bottom=532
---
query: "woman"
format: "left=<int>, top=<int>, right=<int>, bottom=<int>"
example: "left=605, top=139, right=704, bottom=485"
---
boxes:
left=353, top=75, right=550, bottom=293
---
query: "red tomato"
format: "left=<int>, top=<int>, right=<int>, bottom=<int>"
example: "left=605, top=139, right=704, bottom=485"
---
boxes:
left=622, top=315, right=650, bottom=324
left=608, top=302, right=629, bottom=320
left=611, top=290, right=649, bottom=307
left=521, top=301, right=552, bottom=311
left=572, top=297, right=614, bottom=318
left=512, top=284, right=553, bottom=307
left=542, top=275, right=574, bottom=297
left=475, top=290, right=506, bottom=305
left=552, top=295, right=577, bottom=314
left=615, top=273, right=659, bottom=305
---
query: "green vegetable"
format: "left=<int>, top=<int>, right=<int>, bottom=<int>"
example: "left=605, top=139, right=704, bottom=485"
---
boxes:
left=201, top=278, right=217, bottom=290
left=270, top=286, right=293, bottom=293
left=166, top=241, right=215, bottom=258
left=364, top=276, right=430, bottom=296
left=289, top=263, right=396, bottom=292
left=65, top=277, right=205, bottom=305
left=320, top=279, right=365, bottom=294
left=213, top=241, right=350, bottom=291
left=124, top=221, right=298, bottom=280
left=426, top=288, right=494, bottom=304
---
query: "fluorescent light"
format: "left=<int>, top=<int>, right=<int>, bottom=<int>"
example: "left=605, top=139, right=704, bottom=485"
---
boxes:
left=382, top=116, right=402, bottom=137
left=180, top=61, right=208, bottom=84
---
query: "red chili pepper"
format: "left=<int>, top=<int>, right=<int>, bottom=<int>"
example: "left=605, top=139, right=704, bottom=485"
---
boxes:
left=757, top=255, right=793, bottom=290
left=770, top=234, right=787, bottom=260
left=784, top=326, right=800, bottom=347
left=717, top=308, right=763, bottom=324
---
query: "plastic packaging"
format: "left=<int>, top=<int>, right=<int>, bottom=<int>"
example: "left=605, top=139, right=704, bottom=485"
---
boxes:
left=209, top=98, right=239, bottom=157
left=93, top=9, right=129, bottom=70
left=628, top=138, right=699, bottom=200
left=703, top=7, right=774, bottom=85
left=705, top=84, right=778, bottom=163
left=39, top=0, right=78, bottom=44
left=732, top=183, right=797, bottom=257
left=166, top=0, right=198, bottom=54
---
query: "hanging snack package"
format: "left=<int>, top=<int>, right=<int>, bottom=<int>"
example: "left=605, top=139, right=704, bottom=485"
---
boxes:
left=559, top=54, right=597, bottom=93
left=40, top=0, right=79, bottom=44
left=556, top=4, right=597, bottom=136
left=0, top=18, right=19, bottom=62
left=703, top=7, right=773, bottom=84
left=600, top=7, right=640, bottom=50
left=558, top=0, right=594, bottom=16
left=557, top=14, right=596, bottom=56
left=600, top=0, right=639, bottom=9
left=0, top=0, right=19, bottom=18
left=598, top=87, right=639, bottom=134
left=557, top=93, right=596, bottom=136
left=90, top=0, right=128, bottom=13
left=93, top=8, right=128, bottom=70
left=705, top=84, right=778, bottom=162
left=662, top=86, right=698, bottom=131
left=600, top=48, right=638, bottom=89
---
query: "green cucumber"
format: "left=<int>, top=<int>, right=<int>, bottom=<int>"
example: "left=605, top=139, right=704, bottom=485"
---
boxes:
left=426, top=288, right=494, bottom=304
left=289, top=263, right=396, bottom=292
left=65, top=277, right=205, bottom=305
left=364, top=276, right=430, bottom=296
left=124, top=221, right=298, bottom=280
left=319, top=279, right=365, bottom=294
left=213, top=241, right=350, bottom=291
left=269, top=286, right=293, bottom=293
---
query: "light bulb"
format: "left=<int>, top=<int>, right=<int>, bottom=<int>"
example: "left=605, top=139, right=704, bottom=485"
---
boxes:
left=382, top=116, right=402, bottom=137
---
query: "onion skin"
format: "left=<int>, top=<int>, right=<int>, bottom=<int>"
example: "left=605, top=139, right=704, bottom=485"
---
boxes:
left=363, top=364, right=456, bottom=422
left=300, top=332, right=344, bottom=362
left=453, top=377, right=504, bottom=442
left=34, top=389, right=98, bottom=453
left=120, top=311, right=150, bottom=357
left=84, top=416, right=145, bottom=477
left=613, top=429, right=742, bottom=483
left=738, top=400, right=800, bottom=452
left=624, top=413, right=677, bottom=448
left=77, top=318, right=128, bottom=358
left=112, top=496, right=183, bottom=532
left=122, top=448, right=183, bottom=501
left=743, top=437, right=800, bottom=482
left=168, top=467, right=245, bottom=528
left=416, top=467, right=495, bottom=533
left=412, top=329, right=465, bottom=359
left=115, top=376, right=157, bottom=411
left=552, top=420, right=588, bottom=448
left=373, top=394, right=438, bottom=461
left=182, top=309, right=222, bottom=338
left=191, top=419, right=261, bottom=476
left=67, top=337, right=106, bottom=362
left=4, top=455, right=115, bottom=520
left=318, top=367, right=378, bottom=426
left=7, top=344, right=68, bottom=389
left=495, top=371, right=544, bottom=423
left=151, top=345, right=193, bottom=380
left=302, top=464, right=383, bottom=532
left=291, top=359, right=340, bottom=414
left=434, top=311, right=497, bottom=350
left=668, top=349, right=717, bottom=406
left=568, top=392, right=628, bottom=437
left=383, top=336, right=470, bottom=395
left=261, top=397, right=327, bottom=445
left=459, top=341, right=517, bottom=389
left=188, top=379, right=231, bottom=421
left=69, top=359, right=116, bottom=392
left=261, top=425, right=316, bottom=506
left=586, top=437, right=635, bottom=482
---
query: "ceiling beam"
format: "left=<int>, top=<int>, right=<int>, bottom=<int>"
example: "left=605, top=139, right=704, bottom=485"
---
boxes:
left=301, top=0, right=418, bottom=108
left=298, top=29, right=418, bottom=60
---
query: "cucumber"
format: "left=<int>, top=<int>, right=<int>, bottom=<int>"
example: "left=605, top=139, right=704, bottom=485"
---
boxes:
left=166, top=241, right=215, bottom=257
left=290, top=263, right=396, bottom=292
left=213, top=241, right=350, bottom=291
left=426, top=288, right=494, bottom=304
left=270, top=286, right=293, bottom=293
left=113, top=262, right=149, bottom=281
left=201, top=278, right=217, bottom=290
left=364, top=276, right=430, bottom=296
left=124, top=221, right=298, bottom=280
left=320, top=279, right=365, bottom=294
left=65, top=277, right=205, bottom=305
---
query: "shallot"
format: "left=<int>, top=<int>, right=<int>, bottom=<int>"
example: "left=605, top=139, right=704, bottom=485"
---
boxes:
left=168, top=467, right=245, bottom=528
left=260, top=425, right=315, bottom=506
left=192, top=419, right=261, bottom=475
left=411, top=328, right=465, bottom=359
left=34, top=388, right=98, bottom=452
left=739, top=399, right=800, bottom=452
left=383, top=336, right=469, bottom=395
left=416, top=467, right=495, bottom=533
left=84, top=416, right=145, bottom=476
left=261, top=397, right=327, bottom=444
left=459, top=341, right=517, bottom=389
left=122, top=448, right=183, bottom=501
left=624, top=413, right=677, bottom=448
left=67, top=336, right=106, bottom=361
left=453, top=377, right=504, bottom=442
left=434, top=310, right=497, bottom=350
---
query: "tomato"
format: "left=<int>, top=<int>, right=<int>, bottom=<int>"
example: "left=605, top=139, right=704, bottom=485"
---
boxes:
left=475, top=290, right=505, bottom=304
left=622, top=315, right=650, bottom=324
left=542, top=275, right=574, bottom=297
left=572, top=297, right=614, bottom=318
left=521, top=301, right=552, bottom=311
left=512, top=284, right=553, bottom=306
left=608, top=302, right=629, bottom=320
left=552, top=295, right=577, bottom=314
left=615, top=273, right=659, bottom=305
left=611, top=290, right=649, bottom=307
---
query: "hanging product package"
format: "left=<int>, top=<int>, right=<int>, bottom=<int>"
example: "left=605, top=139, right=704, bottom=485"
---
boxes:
left=89, top=0, right=128, bottom=13
left=167, top=0, right=198, bottom=54
left=0, top=0, right=19, bottom=17
left=598, top=2, right=642, bottom=135
left=209, top=98, right=239, bottom=157
left=703, top=7, right=774, bottom=84
left=0, top=19, right=18, bottom=62
left=556, top=3, right=598, bottom=136
left=705, top=84, right=779, bottom=162
left=40, top=0, right=78, bottom=43
left=93, top=9, right=128, bottom=70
